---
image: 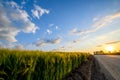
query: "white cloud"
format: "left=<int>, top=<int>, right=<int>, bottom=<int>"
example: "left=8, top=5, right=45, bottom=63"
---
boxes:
left=71, top=28, right=77, bottom=33
left=7, top=1, right=19, bottom=8
left=0, top=3, right=19, bottom=42
left=71, top=12, right=120, bottom=35
left=10, top=9, right=29, bottom=22
left=15, top=44, right=24, bottom=50
left=49, top=24, right=54, bottom=27
left=0, top=1, right=38, bottom=42
left=0, top=42, right=24, bottom=50
left=35, top=37, right=62, bottom=46
left=46, top=29, right=52, bottom=34
left=21, top=1, right=26, bottom=5
left=53, top=37, right=61, bottom=44
left=55, top=26, right=59, bottom=29
left=31, top=4, right=50, bottom=19
left=93, top=17, right=98, bottom=22
left=0, top=28, right=19, bottom=42
left=49, top=24, right=60, bottom=30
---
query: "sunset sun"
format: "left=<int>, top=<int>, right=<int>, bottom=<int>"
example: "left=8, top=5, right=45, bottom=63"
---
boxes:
left=105, top=46, right=114, bottom=52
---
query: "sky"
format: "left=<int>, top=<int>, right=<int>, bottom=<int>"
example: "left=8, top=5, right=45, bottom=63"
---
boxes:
left=0, top=0, right=120, bottom=52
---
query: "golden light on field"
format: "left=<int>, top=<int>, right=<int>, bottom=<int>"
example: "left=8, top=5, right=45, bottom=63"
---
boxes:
left=105, top=46, right=114, bottom=52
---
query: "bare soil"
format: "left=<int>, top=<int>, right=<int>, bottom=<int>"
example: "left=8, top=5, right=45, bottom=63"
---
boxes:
left=64, top=55, right=108, bottom=80
left=91, top=56, right=108, bottom=80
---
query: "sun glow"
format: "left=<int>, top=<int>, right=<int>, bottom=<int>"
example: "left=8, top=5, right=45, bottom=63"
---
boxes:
left=105, top=46, right=114, bottom=52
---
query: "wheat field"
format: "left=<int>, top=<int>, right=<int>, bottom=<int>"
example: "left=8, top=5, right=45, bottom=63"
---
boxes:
left=0, top=49, right=90, bottom=80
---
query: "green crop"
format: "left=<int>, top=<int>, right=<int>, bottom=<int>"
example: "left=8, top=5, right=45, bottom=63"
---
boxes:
left=0, top=49, right=90, bottom=80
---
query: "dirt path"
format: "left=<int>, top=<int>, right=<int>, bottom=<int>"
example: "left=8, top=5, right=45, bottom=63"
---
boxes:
left=64, top=55, right=109, bottom=80
left=64, top=56, right=93, bottom=80
left=91, top=56, right=108, bottom=80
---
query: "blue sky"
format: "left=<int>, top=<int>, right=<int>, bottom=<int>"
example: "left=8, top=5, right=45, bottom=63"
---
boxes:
left=0, top=0, right=120, bottom=52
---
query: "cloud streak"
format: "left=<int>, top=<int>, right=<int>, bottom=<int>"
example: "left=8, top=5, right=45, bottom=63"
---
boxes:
left=93, top=11, right=120, bottom=29
left=96, top=40, right=120, bottom=48
left=71, top=28, right=96, bottom=35
left=71, top=11, right=120, bottom=35
left=96, top=45, right=103, bottom=47
left=35, top=37, right=62, bottom=46
left=105, top=41, right=120, bottom=45
left=73, top=39, right=80, bottom=43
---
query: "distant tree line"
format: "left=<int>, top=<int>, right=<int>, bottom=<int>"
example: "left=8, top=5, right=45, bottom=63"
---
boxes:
left=94, top=50, right=120, bottom=55
left=94, top=51, right=104, bottom=55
